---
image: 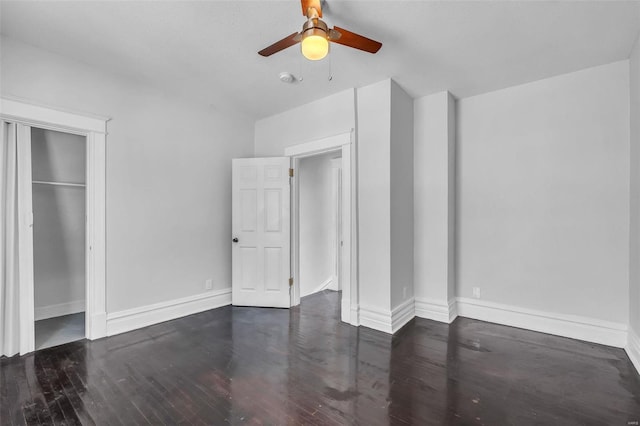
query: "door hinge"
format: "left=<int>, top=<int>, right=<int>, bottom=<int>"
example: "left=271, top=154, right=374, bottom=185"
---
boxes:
left=289, top=168, right=294, bottom=177
left=289, top=277, right=293, bottom=287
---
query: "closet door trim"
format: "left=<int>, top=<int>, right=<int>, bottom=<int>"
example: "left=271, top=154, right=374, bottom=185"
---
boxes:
left=1, top=97, right=108, bottom=134
left=2, top=97, right=109, bottom=349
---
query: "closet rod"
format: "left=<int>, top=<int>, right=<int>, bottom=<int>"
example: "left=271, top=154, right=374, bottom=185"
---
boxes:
left=33, top=180, right=86, bottom=188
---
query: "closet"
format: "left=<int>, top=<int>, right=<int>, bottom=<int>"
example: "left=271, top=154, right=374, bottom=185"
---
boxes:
left=31, top=127, right=86, bottom=350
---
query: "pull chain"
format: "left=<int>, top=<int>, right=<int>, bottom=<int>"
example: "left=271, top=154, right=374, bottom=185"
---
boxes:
left=327, top=52, right=333, bottom=81
left=298, top=53, right=304, bottom=82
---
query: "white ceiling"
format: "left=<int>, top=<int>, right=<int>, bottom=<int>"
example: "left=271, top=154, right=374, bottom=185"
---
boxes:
left=1, top=1, right=639, bottom=120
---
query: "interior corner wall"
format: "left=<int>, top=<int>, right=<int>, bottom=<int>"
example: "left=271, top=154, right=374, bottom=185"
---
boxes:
left=630, top=33, right=640, bottom=336
left=413, top=91, right=456, bottom=306
left=457, top=60, right=630, bottom=325
left=1, top=36, right=255, bottom=314
left=389, top=81, right=414, bottom=310
left=356, top=79, right=392, bottom=313
left=254, top=89, right=355, bottom=156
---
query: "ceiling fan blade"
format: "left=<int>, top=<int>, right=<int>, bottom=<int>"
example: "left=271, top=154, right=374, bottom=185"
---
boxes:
left=301, top=0, right=322, bottom=17
left=330, top=26, right=382, bottom=54
left=258, top=32, right=301, bottom=57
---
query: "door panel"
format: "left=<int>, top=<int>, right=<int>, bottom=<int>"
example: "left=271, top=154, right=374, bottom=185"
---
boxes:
left=240, top=189, right=257, bottom=231
left=232, top=157, right=290, bottom=308
left=264, top=247, right=282, bottom=292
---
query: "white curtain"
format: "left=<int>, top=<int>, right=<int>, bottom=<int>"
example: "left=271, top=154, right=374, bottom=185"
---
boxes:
left=1, top=121, right=21, bottom=357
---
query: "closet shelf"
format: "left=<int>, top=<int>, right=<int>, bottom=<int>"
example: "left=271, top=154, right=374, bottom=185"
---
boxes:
left=33, top=180, right=86, bottom=188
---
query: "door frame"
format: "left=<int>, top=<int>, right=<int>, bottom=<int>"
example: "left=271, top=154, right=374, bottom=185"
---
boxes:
left=1, top=97, right=108, bottom=354
left=330, top=157, right=342, bottom=291
left=285, top=130, right=359, bottom=325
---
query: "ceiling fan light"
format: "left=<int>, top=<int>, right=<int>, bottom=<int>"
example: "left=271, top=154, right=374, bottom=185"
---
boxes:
left=301, top=30, right=329, bottom=61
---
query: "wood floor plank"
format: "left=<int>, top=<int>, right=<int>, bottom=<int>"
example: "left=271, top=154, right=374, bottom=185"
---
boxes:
left=2, top=290, right=640, bottom=425
left=22, top=355, right=54, bottom=426
left=63, top=346, right=124, bottom=426
left=0, top=359, right=18, bottom=426
left=47, top=350, right=96, bottom=426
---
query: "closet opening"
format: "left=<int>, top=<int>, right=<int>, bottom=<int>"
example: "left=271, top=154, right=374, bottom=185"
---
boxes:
left=31, top=127, right=87, bottom=350
left=1, top=97, right=107, bottom=357
left=298, top=151, right=342, bottom=301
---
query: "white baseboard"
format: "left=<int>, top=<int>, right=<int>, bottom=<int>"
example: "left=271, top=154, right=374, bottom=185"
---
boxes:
left=35, top=300, right=85, bottom=321
left=328, top=275, right=339, bottom=291
left=456, top=297, right=627, bottom=348
left=87, top=312, right=107, bottom=341
left=339, top=297, right=360, bottom=326
left=414, top=297, right=457, bottom=323
left=359, top=298, right=416, bottom=335
left=341, top=297, right=351, bottom=323
left=391, top=298, right=415, bottom=333
left=308, top=277, right=333, bottom=296
left=359, top=304, right=393, bottom=334
left=626, top=328, right=640, bottom=376
left=449, top=298, right=459, bottom=322
left=106, top=288, right=231, bottom=337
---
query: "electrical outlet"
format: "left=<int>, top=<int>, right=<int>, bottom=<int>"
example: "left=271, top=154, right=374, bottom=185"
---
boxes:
left=472, top=287, right=481, bottom=299
left=205, top=279, right=213, bottom=290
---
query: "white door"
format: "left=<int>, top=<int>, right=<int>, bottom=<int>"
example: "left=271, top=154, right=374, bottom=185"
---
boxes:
left=16, top=123, right=36, bottom=354
left=232, top=157, right=291, bottom=308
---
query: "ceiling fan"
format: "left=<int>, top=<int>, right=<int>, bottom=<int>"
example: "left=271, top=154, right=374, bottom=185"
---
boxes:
left=258, top=0, right=382, bottom=61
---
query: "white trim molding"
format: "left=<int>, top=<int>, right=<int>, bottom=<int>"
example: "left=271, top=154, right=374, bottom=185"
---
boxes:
left=1, top=97, right=109, bottom=134
left=359, top=298, right=415, bottom=335
left=456, top=297, right=628, bottom=348
left=391, top=298, right=415, bottom=333
left=341, top=297, right=352, bottom=323
left=415, top=297, right=458, bottom=323
left=626, top=328, right=640, bottom=376
left=284, top=131, right=351, bottom=158
left=359, top=304, right=393, bottom=334
left=106, top=288, right=231, bottom=337
left=286, top=130, right=358, bottom=328
left=350, top=305, right=360, bottom=326
left=35, top=300, right=85, bottom=321
left=85, top=131, right=107, bottom=341
left=308, top=277, right=334, bottom=296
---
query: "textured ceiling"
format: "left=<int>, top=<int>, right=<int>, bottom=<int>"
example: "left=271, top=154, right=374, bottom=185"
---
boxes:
left=1, top=1, right=639, bottom=120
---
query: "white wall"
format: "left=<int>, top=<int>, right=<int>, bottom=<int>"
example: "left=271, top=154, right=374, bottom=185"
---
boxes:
left=457, top=60, right=630, bottom=324
left=357, top=80, right=392, bottom=312
left=630, top=34, right=640, bottom=336
left=1, top=36, right=255, bottom=313
left=356, top=79, right=415, bottom=316
left=414, top=91, right=456, bottom=308
left=299, top=152, right=338, bottom=297
left=31, top=128, right=86, bottom=313
left=254, top=89, right=355, bottom=156
left=389, top=81, right=414, bottom=310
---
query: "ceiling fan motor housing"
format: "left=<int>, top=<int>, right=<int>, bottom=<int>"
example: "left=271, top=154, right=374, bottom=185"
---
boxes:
left=302, top=18, right=329, bottom=40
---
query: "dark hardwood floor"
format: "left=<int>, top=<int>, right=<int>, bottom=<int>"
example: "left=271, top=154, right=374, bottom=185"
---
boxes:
left=2, top=290, right=640, bottom=425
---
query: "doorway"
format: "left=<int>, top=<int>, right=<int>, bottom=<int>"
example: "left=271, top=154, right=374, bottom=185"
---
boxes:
left=1, top=97, right=108, bottom=355
left=297, top=151, right=342, bottom=299
left=286, top=131, right=357, bottom=325
left=231, top=132, right=357, bottom=325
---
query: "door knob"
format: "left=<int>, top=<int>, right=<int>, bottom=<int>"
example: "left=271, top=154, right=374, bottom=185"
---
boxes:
left=232, top=237, right=239, bottom=243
